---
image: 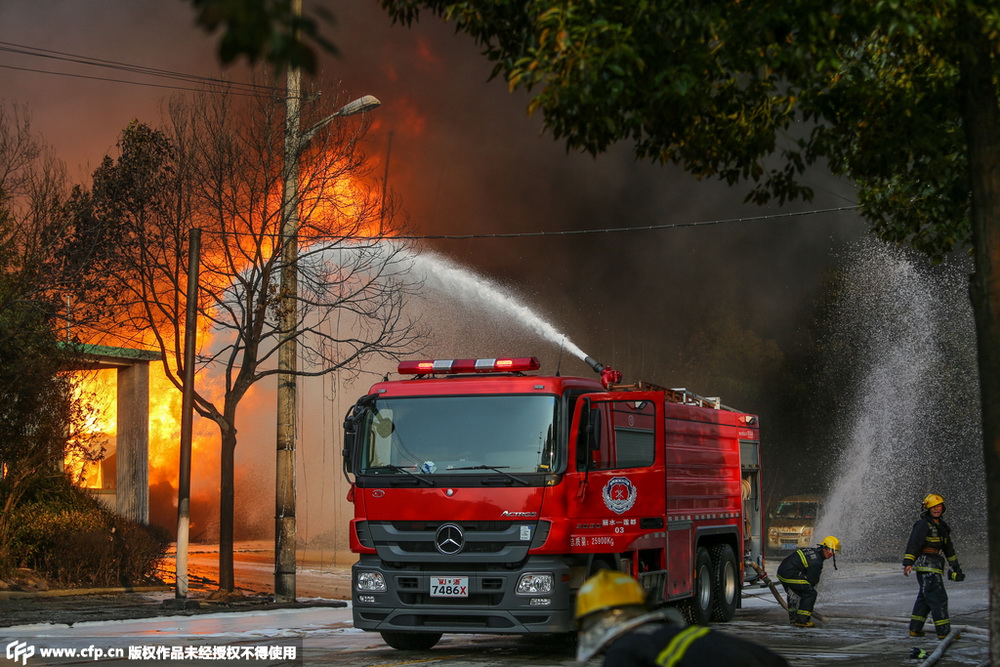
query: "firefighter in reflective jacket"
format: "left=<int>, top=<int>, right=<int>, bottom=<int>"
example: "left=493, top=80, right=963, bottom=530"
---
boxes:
left=575, top=570, right=788, bottom=666
left=903, top=493, right=963, bottom=639
left=776, top=535, right=840, bottom=627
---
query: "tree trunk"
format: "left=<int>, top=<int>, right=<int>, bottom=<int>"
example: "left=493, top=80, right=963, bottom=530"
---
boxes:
left=957, top=9, right=1000, bottom=662
left=218, top=422, right=237, bottom=592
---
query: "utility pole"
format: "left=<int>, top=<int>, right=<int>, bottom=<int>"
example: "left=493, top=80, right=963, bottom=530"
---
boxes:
left=274, top=0, right=380, bottom=602
left=274, top=21, right=302, bottom=601
left=174, top=228, right=200, bottom=606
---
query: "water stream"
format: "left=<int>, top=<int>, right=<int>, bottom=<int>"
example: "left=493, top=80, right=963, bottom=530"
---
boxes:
left=815, top=241, right=985, bottom=559
left=406, top=247, right=590, bottom=362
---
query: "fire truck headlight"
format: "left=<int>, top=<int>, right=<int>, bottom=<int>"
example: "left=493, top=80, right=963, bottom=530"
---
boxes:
left=356, top=571, right=387, bottom=592
left=516, top=573, right=553, bottom=595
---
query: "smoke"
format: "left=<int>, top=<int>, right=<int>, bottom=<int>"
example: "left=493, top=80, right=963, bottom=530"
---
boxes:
left=324, top=1, right=870, bottom=383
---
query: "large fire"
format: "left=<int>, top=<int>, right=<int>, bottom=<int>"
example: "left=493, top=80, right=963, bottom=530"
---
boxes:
left=68, top=363, right=222, bottom=537
left=66, top=167, right=385, bottom=541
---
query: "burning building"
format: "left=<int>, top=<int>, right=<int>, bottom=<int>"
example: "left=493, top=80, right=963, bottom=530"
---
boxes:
left=65, top=343, right=161, bottom=525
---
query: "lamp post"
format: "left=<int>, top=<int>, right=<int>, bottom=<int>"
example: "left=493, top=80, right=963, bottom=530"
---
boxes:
left=275, top=53, right=380, bottom=603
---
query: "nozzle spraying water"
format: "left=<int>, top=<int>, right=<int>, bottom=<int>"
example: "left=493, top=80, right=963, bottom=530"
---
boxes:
left=583, top=355, right=623, bottom=389
left=583, top=356, right=605, bottom=374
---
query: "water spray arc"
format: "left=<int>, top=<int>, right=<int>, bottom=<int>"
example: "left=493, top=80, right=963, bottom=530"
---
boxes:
left=314, top=239, right=594, bottom=368
left=408, top=247, right=590, bottom=361
left=814, top=242, right=984, bottom=559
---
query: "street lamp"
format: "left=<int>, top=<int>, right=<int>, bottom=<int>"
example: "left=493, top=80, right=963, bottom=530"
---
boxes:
left=274, top=77, right=381, bottom=603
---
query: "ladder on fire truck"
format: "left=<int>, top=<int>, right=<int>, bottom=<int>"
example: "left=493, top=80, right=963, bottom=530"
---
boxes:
left=609, top=380, right=741, bottom=413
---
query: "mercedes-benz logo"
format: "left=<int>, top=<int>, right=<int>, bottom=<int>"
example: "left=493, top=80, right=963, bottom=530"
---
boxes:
left=434, top=523, right=465, bottom=555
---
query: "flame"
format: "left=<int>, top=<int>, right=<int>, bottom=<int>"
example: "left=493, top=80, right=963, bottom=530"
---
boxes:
left=69, top=163, right=392, bottom=538
left=65, top=369, right=116, bottom=489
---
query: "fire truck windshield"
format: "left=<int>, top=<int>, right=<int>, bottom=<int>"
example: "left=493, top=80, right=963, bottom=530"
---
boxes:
left=358, top=394, right=560, bottom=476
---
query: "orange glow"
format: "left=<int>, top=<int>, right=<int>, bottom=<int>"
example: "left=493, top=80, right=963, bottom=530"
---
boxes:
left=70, top=364, right=216, bottom=482
left=68, top=149, right=394, bottom=538
left=65, top=369, right=116, bottom=489
left=301, top=175, right=366, bottom=239
left=415, top=37, right=444, bottom=69
left=391, top=97, right=428, bottom=138
left=71, top=358, right=222, bottom=536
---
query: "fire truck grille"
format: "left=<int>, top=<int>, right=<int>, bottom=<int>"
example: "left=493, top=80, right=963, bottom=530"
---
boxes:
left=369, top=520, right=548, bottom=563
left=397, top=592, right=504, bottom=606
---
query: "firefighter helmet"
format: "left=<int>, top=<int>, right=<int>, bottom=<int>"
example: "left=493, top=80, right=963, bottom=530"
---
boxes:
left=575, top=569, right=645, bottom=621
left=818, top=535, right=841, bottom=552
left=575, top=569, right=683, bottom=662
left=923, top=493, right=945, bottom=510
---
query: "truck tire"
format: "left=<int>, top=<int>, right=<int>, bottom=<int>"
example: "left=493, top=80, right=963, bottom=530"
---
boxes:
left=589, top=557, right=615, bottom=574
left=379, top=631, right=443, bottom=651
left=710, top=543, right=739, bottom=622
left=681, top=547, right=714, bottom=625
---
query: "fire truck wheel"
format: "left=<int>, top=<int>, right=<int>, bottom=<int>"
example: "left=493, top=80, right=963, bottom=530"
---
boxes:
left=379, top=631, right=443, bottom=651
left=681, top=547, right=715, bottom=625
left=710, top=544, right=738, bottom=622
left=589, top=557, right=615, bottom=574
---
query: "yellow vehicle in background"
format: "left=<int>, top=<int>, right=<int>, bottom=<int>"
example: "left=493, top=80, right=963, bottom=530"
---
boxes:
left=767, top=495, right=822, bottom=554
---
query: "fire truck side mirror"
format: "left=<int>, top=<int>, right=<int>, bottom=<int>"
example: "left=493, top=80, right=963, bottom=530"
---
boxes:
left=587, top=407, right=602, bottom=452
left=573, top=399, right=603, bottom=470
left=342, top=394, right=377, bottom=468
left=342, top=421, right=357, bottom=466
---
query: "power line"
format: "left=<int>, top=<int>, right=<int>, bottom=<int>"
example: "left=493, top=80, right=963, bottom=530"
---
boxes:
left=0, top=63, right=269, bottom=98
left=192, top=204, right=861, bottom=241
left=389, top=205, right=861, bottom=240
left=0, top=40, right=278, bottom=98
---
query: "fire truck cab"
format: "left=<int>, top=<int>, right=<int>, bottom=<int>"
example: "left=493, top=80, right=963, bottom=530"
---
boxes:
left=342, top=357, right=763, bottom=650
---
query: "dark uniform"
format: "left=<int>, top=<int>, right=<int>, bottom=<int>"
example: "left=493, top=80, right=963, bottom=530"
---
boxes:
left=602, top=621, right=789, bottom=667
left=776, top=547, right=828, bottom=626
left=902, top=514, right=961, bottom=638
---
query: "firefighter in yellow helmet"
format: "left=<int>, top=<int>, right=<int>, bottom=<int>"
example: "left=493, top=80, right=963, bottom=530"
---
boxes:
left=776, top=535, right=840, bottom=627
left=574, top=569, right=788, bottom=666
left=902, top=493, right=963, bottom=639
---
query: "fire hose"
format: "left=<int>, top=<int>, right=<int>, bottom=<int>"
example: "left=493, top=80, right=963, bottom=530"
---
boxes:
left=747, top=561, right=827, bottom=623
left=915, top=626, right=961, bottom=666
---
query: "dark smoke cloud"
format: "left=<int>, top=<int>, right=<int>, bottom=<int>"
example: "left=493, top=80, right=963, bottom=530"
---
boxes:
left=324, top=1, right=869, bottom=381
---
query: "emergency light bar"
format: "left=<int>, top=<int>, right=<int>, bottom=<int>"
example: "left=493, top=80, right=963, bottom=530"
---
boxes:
left=397, top=357, right=541, bottom=375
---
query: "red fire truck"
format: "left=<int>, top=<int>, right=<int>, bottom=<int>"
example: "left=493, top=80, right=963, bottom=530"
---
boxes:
left=342, top=356, right=764, bottom=650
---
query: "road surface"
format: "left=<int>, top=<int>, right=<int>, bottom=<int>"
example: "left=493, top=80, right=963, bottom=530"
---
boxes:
left=0, top=548, right=990, bottom=666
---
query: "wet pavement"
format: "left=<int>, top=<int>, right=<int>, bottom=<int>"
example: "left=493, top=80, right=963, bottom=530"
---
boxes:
left=0, top=555, right=991, bottom=666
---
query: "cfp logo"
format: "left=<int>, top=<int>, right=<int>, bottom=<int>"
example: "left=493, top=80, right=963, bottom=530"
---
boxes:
left=5, top=641, right=34, bottom=666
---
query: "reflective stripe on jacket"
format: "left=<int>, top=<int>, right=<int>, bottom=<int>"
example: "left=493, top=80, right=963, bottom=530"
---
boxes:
left=776, top=546, right=825, bottom=587
left=902, top=516, right=959, bottom=571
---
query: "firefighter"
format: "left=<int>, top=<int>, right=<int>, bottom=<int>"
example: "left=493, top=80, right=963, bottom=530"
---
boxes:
left=575, top=569, right=788, bottom=666
left=902, top=493, right=963, bottom=639
left=776, top=535, right=841, bottom=627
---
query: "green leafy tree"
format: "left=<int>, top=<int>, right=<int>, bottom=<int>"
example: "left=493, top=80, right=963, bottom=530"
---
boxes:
left=373, top=2, right=1000, bottom=655
left=0, top=103, right=110, bottom=573
left=186, top=0, right=336, bottom=72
